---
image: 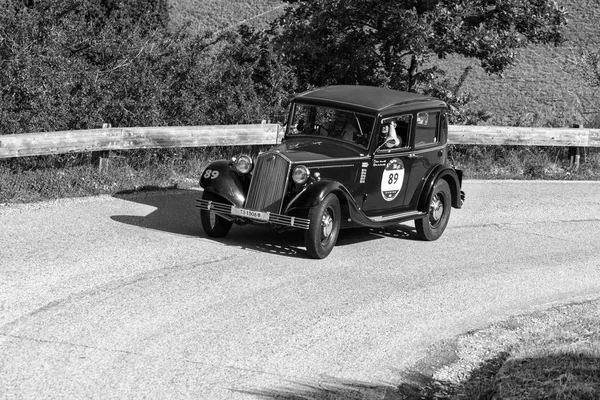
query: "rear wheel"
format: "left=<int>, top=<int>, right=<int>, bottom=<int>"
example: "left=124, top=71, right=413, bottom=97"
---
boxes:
left=415, top=179, right=451, bottom=241
left=304, top=194, right=341, bottom=259
left=200, top=191, right=233, bottom=238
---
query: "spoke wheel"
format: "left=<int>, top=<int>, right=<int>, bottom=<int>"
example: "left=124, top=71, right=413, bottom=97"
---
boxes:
left=200, top=191, right=233, bottom=238
left=304, top=194, right=341, bottom=259
left=415, top=180, right=451, bottom=241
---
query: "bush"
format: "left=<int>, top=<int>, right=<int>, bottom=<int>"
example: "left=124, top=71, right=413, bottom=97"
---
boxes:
left=0, top=1, right=292, bottom=136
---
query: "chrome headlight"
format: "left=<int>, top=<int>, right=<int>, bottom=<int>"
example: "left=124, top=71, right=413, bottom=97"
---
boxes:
left=292, top=165, right=310, bottom=184
left=233, top=155, right=253, bottom=174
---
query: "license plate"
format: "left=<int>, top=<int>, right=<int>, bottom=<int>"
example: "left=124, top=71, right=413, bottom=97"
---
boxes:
left=231, top=206, right=269, bottom=222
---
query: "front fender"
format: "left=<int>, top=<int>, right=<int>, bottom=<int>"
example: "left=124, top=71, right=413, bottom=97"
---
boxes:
left=284, top=179, right=355, bottom=213
left=200, top=160, right=246, bottom=207
left=418, top=165, right=463, bottom=211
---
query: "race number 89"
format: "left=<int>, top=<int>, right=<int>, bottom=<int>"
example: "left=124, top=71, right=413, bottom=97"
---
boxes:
left=203, top=169, right=219, bottom=179
left=380, top=158, right=405, bottom=202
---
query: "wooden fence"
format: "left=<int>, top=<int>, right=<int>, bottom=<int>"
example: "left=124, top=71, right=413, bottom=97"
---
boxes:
left=1, top=124, right=599, bottom=159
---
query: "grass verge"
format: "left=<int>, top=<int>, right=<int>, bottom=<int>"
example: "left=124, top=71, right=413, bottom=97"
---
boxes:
left=400, top=299, right=600, bottom=399
left=0, top=146, right=264, bottom=204
left=1, top=145, right=599, bottom=204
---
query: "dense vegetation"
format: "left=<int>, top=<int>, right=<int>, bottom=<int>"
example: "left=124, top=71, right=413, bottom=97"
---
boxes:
left=171, top=0, right=600, bottom=128
left=0, top=0, right=581, bottom=135
left=0, top=0, right=599, bottom=204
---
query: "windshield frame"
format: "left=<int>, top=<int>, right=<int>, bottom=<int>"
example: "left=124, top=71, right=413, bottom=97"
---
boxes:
left=285, top=102, right=376, bottom=149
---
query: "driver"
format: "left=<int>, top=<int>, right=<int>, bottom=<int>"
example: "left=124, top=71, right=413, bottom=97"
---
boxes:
left=326, top=111, right=359, bottom=141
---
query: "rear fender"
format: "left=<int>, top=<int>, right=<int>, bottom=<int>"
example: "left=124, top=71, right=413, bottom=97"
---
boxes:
left=418, top=165, right=463, bottom=211
left=200, top=160, right=246, bottom=207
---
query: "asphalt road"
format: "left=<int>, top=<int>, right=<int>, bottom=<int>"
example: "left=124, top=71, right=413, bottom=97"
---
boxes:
left=1, top=180, right=599, bottom=399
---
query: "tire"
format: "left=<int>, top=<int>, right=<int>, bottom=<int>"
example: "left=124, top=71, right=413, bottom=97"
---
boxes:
left=200, top=191, right=233, bottom=238
left=304, top=194, right=341, bottom=259
left=415, top=179, right=451, bottom=241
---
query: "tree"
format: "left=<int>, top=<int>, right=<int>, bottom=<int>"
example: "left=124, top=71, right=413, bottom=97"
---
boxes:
left=205, top=26, right=297, bottom=124
left=271, top=0, right=567, bottom=93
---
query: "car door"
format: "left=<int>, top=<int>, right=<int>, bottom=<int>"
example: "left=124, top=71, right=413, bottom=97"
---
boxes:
left=401, top=110, right=446, bottom=208
left=361, top=114, right=416, bottom=215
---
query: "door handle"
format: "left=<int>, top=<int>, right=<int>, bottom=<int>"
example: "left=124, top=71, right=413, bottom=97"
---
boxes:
left=407, top=153, right=417, bottom=159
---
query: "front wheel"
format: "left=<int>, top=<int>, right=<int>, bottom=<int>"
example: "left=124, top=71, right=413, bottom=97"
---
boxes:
left=200, top=191, right=233, bottom=238
left=304, top=194, right=341, bottom=259
left=415, top=179, right=451, bottom=241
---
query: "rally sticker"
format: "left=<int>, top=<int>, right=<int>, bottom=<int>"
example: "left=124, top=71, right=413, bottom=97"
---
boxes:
left=380, top=158, right=405, bottom=201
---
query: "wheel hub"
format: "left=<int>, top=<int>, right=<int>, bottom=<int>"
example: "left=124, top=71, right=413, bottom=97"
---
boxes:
left=430, top=196, right=443, bottom=223
left=321, top=212, right=333, bottom=240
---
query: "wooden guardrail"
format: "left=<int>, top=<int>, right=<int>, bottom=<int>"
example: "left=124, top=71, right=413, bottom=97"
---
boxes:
left=0, top=124, right=284, bottom=159
left=0, top=124, right=599, bottom=159
left=449, top=125, right=600, bottom=147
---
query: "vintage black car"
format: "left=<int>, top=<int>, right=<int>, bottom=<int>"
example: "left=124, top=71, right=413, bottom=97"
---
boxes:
left=196, top=85, right=464, bottom=258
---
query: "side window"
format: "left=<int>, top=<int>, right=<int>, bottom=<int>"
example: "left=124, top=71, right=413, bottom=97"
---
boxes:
left=378, top=114, right=412, bottom=150
left=415, top=111, right=439, bottom=148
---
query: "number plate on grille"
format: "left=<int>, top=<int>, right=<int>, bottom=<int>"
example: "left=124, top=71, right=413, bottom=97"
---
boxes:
left=231, top=206, right=269, bottom=221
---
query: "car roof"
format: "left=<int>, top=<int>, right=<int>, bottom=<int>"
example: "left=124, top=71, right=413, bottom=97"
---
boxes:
left=293, top=85, right=446, bottom=115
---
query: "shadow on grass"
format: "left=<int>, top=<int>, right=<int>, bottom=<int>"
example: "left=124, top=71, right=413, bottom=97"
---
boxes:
left=237, top=352, right=600, bottom=399
left=110, top=188, right=420, bottom=259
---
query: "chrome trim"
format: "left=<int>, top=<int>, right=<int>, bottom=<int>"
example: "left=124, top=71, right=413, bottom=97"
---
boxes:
left=308, top=164, right=354, bottom=169
left=300, top=156, right=370, bottom=165
left=245, top=152, right=292, bottom=214
left=196, top=199, right=310, bottom=230
left=374, top=144, right=446, bottom=159
left=367, top=210, right=426, bottom=223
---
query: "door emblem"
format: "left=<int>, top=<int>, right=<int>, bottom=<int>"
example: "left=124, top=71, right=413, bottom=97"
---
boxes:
left=380, top=158, right=405, bottom=201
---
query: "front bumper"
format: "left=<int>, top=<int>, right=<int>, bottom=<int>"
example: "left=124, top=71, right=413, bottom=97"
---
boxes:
left=196, top=199, right=311, bottom=230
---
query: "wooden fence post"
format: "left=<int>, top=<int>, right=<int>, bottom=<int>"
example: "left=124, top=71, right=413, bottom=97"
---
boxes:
left=92, top=123, right=112, bottom=172
left=569, top=124, right=582, bottom=171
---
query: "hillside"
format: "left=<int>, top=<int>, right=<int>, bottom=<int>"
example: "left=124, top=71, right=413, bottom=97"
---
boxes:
left=169, top=0, right=600, bottom=127
left=169, top=0, right=283, bottom=33
left=441, top=0, right=600, bottom=127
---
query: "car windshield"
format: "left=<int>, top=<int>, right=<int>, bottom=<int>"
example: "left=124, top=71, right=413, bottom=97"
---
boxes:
left=287, top=103, right=375, bottom=148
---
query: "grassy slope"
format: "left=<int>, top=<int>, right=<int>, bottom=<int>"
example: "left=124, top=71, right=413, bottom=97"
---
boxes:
left=169, top=0, right=284, bottom=33
left=443, top=0, right=600, bottom=127
left=169, top=0, right=600, bottom=127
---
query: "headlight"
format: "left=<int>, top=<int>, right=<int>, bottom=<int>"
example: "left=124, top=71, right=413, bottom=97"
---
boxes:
left=292, top=165, right=310, bottom=184
left=233, top=155, right=253, bottom=174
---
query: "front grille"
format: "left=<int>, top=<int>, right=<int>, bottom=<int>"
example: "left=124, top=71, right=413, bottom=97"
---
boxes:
left=245, top=152, right=290, bottom=213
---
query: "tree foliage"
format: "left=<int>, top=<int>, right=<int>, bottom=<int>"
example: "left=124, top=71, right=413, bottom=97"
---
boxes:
left=0, top=0, right=571, bottom=135
left=0, top=0, right=295, bottom=135
left=271, top=0, right=568, bottom=93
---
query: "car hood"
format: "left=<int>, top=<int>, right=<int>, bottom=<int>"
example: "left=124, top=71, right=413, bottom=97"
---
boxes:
left=273, top=137, right=366, bottom=163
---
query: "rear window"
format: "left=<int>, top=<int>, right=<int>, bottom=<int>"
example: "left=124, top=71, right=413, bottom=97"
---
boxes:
left=415, top=111, right=439, bottom=148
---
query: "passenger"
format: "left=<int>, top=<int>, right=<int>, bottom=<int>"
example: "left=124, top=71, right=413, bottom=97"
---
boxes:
left=381, top=121, right=401, bottom=148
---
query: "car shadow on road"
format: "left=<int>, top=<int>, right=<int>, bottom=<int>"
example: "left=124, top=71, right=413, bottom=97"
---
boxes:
left=237, top=352, right=600, bottom=399
left=111, top=188, right=204, bottom=237
left=110, top=188, right=420, bottom=259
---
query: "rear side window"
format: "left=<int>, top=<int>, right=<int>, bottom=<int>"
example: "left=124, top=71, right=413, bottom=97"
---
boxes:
left=415, top=111, right=439, bottom=148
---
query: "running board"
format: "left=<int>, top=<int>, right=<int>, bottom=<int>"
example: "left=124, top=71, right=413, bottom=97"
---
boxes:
left=366, top=211, right=427, bottom=223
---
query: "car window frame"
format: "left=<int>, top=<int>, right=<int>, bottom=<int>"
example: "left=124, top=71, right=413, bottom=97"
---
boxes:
left=414, top=110, right=441, bottom=150
left=374, top=114, right=413, bottom=155
left=285, top=102, right=376, bottom=150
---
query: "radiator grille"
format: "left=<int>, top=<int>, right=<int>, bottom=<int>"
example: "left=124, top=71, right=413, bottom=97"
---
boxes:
left=245, top=152, right=290, bottom=213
